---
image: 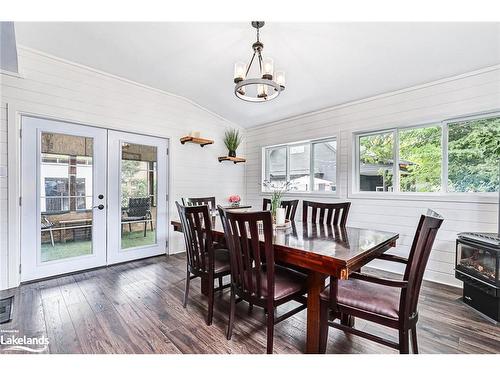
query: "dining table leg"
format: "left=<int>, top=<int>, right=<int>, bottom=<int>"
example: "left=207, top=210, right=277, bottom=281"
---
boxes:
left=306, top=271, right=325, bottom=354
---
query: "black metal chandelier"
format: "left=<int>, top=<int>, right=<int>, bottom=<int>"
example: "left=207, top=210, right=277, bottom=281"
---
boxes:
left=233, top=21, right=285, bottom=102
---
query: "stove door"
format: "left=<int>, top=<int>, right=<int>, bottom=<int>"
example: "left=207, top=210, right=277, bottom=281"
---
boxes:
left=457, top=240, right=498, bottom=287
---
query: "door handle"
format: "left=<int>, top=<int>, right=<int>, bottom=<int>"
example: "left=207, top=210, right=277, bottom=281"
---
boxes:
left=93, top=204, right=105, bottom=210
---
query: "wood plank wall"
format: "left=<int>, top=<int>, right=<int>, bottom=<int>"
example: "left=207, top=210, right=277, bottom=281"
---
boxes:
left=245, top=66, right=500, bottom=287
left=0, top=47, right=247, bottom=289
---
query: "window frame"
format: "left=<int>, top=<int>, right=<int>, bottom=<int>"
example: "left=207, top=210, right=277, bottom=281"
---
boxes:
left=351, top=111, right=500, bottom=202
left=262, top=136, right=339, bottom=196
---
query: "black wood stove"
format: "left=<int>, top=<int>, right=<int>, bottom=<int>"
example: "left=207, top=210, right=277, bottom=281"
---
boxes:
left=455, top=232, right=500, bottom=322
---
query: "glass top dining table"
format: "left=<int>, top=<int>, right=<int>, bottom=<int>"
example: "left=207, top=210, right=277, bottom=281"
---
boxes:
left=171, top=216, right=399, bottom=353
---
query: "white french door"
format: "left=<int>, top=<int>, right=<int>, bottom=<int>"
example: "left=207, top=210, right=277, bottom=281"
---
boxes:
left=106, top=130, right=167, bottom=264
left=20, top=116, right=168, bottom=281
left=21, top=116, right=108, bottom=281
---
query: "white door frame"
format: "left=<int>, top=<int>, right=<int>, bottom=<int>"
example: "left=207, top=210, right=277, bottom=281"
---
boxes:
left=20, top=116, right=108, bottom=281
left=107, top=130, right=168, bottom=264
left=3, top=103, right=171, bottom=289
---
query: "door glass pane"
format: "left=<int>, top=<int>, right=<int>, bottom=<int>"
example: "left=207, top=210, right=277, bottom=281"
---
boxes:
left=399, top=125, right=442, bottom=192
left=312, top=140, right=337, bottom=192
left=40, top=132, right=93, bottom=262
left=359, top=132, right=394, bottom=192
left=121, top=142, right=157, bottom=249
left=289, top=143, right=310, bottom=191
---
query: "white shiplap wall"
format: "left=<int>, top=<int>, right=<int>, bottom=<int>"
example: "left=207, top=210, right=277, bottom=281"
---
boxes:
left=245, top=66, right=500, bottom=287
left=0, top=103, right=8, bottom=289
left=0, top=47, right=246, bottom=290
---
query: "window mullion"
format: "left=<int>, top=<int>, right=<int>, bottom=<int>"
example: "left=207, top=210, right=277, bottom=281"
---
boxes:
left=309, top=142, right=314, bottom=192
left=393, top=129, right=399, bottom=193
left=442, top=122, right=449, bottom=193
left=285, top=145, right=290, bottom=183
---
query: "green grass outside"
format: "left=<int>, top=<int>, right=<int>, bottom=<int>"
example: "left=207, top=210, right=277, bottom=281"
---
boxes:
left=41, top=230, right=156, bottom=262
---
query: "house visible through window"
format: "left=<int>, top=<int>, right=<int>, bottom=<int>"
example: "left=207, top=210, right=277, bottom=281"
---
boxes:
left=41, top=152, right=93, bottom=213
left=263, top=138, right=337, bottom=193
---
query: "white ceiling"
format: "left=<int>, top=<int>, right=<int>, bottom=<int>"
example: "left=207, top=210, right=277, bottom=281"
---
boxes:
left=14, top=22, right=500, bottom=127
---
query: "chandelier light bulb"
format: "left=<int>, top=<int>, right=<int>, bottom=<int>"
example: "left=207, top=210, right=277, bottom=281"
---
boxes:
left=234, top=62, right=247, bottom=83
left=257, top=84, right=268, bottom=98
left=262, top=57, right=274, bottom=80
left=275, top=71, right=286, bottom=89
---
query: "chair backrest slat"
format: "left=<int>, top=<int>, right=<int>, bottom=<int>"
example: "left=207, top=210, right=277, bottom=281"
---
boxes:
left=262, top=198, right=299, bottom=221
left=176, top=202, right=214, bottom=275
left=183, top=197, right=216, bottom=212
left=400, top=210, right=443, bottom=321
left=302, top=201, right=351, bottom=226
left=219, top=207, right=274, bottom=301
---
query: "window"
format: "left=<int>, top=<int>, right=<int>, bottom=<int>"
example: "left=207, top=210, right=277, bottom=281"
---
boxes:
left=289, top=144, right=310, bottom=191
left=448, top=117, right=500, bottom=192
left=265, top=147, right=286, bottom=184
left=359, top=131, right=394, bottom=192
left=41, top=151, right=93, bottom=213
left=263, top=138, right=337, bottom=193
left=44, top=177, right=69, bottom=212
left=399, top=125, right=442, bottom=192
left=313, top=140, right=337, bottom=192
left=354, top=114, right=499, bottom=194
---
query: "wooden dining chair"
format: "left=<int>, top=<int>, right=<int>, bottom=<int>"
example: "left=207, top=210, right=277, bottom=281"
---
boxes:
left=262, top=198, right=299, bottom=221
left=175, top=202, right=231, bottom=326
left=302, top=201, right=351, bottom=226
left=182, top=196, right=217, bottom=212
left=218, top=206, right=308, bottom=354
left=318, top=210, right=444, bottom=354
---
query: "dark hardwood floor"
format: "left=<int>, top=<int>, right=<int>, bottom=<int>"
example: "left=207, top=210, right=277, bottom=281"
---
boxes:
left=1, top=254, right=499, bottom=354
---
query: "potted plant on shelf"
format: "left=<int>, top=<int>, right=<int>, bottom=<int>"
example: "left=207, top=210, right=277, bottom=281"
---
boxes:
left=262, top=180, right=292, bottom=224
left=223, top=128, right=242, bottom=158
left=228, top=195, right=241, bottom=208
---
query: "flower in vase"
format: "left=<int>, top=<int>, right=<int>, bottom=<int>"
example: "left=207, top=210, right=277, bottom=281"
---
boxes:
left=228, top=195, right=241, bottom=207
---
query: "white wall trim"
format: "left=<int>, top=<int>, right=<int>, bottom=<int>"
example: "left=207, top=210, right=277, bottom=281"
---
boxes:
left=6, top=102, right=21, bottom=289
left=17, top=45, right=238, bottom=129
left=251, top=64, right=500, bottom=130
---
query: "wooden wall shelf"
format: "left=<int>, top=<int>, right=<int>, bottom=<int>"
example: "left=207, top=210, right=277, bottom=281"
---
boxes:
left=218, top=156, right=246, bottom=164
left=180, top=136, right=214, bottom=147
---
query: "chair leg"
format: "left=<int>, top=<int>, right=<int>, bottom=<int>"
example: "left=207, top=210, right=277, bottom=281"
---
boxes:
left=129, top=223, right=132, bottom=232
left=411, top=327, right=419, bottom=354
left=266, top=307, right=275, bottom=354
left=183, top=270, right=190, bottom=308
left=49, top=230, right=55, bottom=247
left=207, top=278, right=214, bottom=326
left=143, top=222, right=147, bottom=237
left=399, top=329, right=410, bottom=354
left=319, top=300, right=329, bottom=354
left=150, top=220, right=154, bottom=231
left=227, top=287, right=236, bottom=340
left=248, top=302, right=253, bottom=313
left=341, top=313, right=355, bottom=327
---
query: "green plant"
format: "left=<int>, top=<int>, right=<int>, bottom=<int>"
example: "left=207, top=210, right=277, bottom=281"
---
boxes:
left=223, top=128, right=242, bottom=152
left=262, top=180, right=293, bottom=219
